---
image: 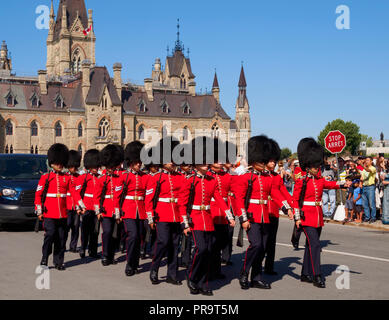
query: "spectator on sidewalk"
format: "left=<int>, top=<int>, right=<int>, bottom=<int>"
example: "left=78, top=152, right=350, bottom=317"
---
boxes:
left=361, top=156, right=377, bottom=223
left=344, top=176, right=354, bottom=222
left=353, top=180, right=363, bottom=223
left=380, top=164, right=389, bottom=225
left=322, top=158, right=337, bottom=219
left=356, top=157, right=365, bottom=172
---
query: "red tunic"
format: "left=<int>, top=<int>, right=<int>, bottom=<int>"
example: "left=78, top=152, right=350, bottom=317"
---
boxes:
left=113, top=170, right=147, bottom=220
left=208, top=170, right=232, bottom=225
left=268, top=172, right=293, bottom=218
left=35, top=171, right=83, bottom=219
left=75, top=172, right=100, bottom=211
left=93, top=173, right=122, bottom=218
left=145, top=170, right=185, bottom=223
left=178, top=172, right=233, bottom=232
left=292, top=175, right=340, bottom=228
left=233, top=170, right=287, bottom=224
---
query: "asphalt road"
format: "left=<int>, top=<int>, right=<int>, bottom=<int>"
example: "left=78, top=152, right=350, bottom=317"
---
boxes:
left=1, top=217, right=388, bottom=300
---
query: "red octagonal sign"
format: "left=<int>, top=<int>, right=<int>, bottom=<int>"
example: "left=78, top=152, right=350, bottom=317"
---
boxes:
left=325, top=130, right=346, bottom=154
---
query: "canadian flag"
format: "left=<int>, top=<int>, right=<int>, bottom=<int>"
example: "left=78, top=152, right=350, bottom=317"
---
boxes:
left=83, top=25, right=92, bottom=36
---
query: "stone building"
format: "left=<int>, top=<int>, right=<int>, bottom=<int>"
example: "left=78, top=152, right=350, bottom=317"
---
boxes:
left=0, top=0, right=251, bottom=156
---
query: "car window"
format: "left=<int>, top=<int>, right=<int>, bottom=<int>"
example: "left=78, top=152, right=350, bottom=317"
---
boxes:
left=0, top=157, right=48, bottom=180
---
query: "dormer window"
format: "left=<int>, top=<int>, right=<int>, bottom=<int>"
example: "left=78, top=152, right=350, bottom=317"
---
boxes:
left=138, top=100, right=146, bottom=113
left=30, top=93, right=40, bottom=108
left=5, top=91, right=16, bottom=107
left=54, top=94, right=64, bottom=109
left=161, top=100, right=169, bottom=114
left=182, top=102, right=191, bottom=115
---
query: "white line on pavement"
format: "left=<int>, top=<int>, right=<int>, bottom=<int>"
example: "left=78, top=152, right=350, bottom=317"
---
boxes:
left=232, top=237, right=389, bottom=263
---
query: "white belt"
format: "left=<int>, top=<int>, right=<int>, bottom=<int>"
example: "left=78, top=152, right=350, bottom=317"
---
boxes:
left=46, top=193, right=67, bottom=198
left=304, top=201, right=322, bottom=207
left=104, top=195, right=113, bottom=199
left=125, top=196, right=144, bottom=201
left=84, top=194, right=93, bottom=198
left=249, top=199, right=268, bottom=205
left=211, top=197, right=228, bottom=202
left=158, top=198, right=178, bottom=203
left=192, top=205, right=211, bottom=211
left=66, top=193, right=71, bottom=196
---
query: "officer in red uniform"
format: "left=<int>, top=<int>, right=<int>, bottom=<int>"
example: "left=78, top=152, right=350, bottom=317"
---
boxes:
left=65, top=150, right=82, bottom=253
left=35, top=144, right=85, bottom=270
left=114, top=141, right=147, bottom=276
left=179, top=136, right=235, bottom=296
left=263, top=140, right=293, bottom=275
left=234, top=135, right=293, bottom=290
left=93, top=144, right=124, bottom=266
left=293, top=138, right=349, bottom=288
left=145, top=138, right=184, bottom=286
left=78, top=149, right=101, bottom=259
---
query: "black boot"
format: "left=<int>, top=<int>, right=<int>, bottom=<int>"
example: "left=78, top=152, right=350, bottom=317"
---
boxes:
left=187, top=280, right=200, bottom=295
left=200, top=288, right=213, bottom=296
left=40, top=258, right=48, bottom=266
left=150, top=270, right=159, bottom=285
left=125, top=265, right=135, bottom=277
left=79, top=250, right=86, bottom=259
left=300, top=274, right=313, bottom=283
left=239, top=271, right=250, bottom=290
left=54, top=264, right=66, bottom=271
left=313, top=275, right=325, bottom=288
left=166, top=277, right=182, bottom=286
left=101, top=258, right=110, bottom=266
left=251, top=279, right=271, bottom=289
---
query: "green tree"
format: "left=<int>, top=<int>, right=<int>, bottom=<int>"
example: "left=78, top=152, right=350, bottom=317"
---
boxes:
left=360, top=134, right=373, bottom=148
left=280, top=148, right=292, bottom=160
left=318, top=119, right=361, bottom=155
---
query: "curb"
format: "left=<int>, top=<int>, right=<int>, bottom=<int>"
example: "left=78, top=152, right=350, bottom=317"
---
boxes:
left=279, top=214, right=389, bottom=232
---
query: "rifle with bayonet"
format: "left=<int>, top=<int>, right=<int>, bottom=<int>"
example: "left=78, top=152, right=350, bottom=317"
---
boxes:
left=35, top=172, right=52, bottom=233
left=95, top=175, right=108, bottom=235
left=113, top=173, right=131, bottom=239
left=181, top=174, right=196, bottom=254
left=237, top=172, right=254, bottom=248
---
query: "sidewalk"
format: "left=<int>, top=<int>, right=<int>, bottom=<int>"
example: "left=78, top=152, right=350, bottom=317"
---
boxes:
left=279, top=214, right=389, bottom=232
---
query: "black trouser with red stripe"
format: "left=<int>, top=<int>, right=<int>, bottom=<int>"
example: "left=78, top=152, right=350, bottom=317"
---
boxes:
left=211, top=224, right=229, bottom=276
left=65, top=210, right=80, bottom=251
left=301, top=226, right=322, bottom=277
left=42, top=218, right=67, bottom=266
left=241, top=222, right=270, bottom=281
left=264, top=216, right=279, bottom=272
left=221, top=225, right=234, bottom=263
left=101, top=217, right=116, bottom=261
left=80, top=211, right=98, bottom=255
left=123, top=218, right=145, bottom=270
left=151, top=222, right=181, bottom=280
left=188, top=230, right=215, bottom=290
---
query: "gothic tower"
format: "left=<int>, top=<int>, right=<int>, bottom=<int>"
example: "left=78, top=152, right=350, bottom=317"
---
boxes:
left=46, top=0, right=96, bottom=77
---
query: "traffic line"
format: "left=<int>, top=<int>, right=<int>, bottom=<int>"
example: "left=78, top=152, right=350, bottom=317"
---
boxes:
left=232, top=237, right=389, bottom=263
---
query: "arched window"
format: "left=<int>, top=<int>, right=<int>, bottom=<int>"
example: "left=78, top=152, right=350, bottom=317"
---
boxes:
left=183, top=126, right=189, bottom=141
left=31, top=121, right=38, bottom=137
left=72, top=49, right=81, bottom=74
left=30, top=146, right=34, bottom=154
left=98, top=118, right=110, bottom=138
left=10, top=145, right=13, bottom=154
left=138, top=125, right=145, bottom=140
left=35, top=146, right=39, bottom=154
left=78, top=122, right=83, bottom=137
left=139, top=102, right=146, bottom=113
left=55, top=121, right=62, bottom=137
left=31, top=94, right=39, bottom=108
left=5, top=119, right=13, bottom=136
left=211, top=123, right=219, bottom=138
left=54, top=95, right=64, bottom=108
left=182, top=103, right=190, bottom=115
left=5, top=145, right=9, bottom=154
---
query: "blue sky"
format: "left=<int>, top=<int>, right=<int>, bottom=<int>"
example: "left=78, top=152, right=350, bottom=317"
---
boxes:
left=1, top=0, right=388, bottom=152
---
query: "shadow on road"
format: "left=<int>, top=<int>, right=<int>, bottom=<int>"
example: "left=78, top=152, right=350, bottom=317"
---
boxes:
left=320, top=239, right=340, bottom=248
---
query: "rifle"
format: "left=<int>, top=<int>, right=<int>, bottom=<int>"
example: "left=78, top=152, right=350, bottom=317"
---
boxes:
left=35, top=172, right=52, bottom=233
left=114, top=173, right=131, bottom=240
left=95, top=175, right=108, bottom=235
left=75, top=173, right=89, bottom=228
left=297, top=175, right=309, bottom=223
left=181, top=174, right=197, bottom=253
left=152, top=173, right=163, bottom=211
left=237, top=172, right=254, bottom=248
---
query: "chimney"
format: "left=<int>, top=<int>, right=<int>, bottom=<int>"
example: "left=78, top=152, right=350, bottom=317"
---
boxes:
left=81, top=59, right=91, bottom=100
left=188, top=81, right=196, bottom=96
left=38, top=70, right=47, bottom=95
left=144, top=78, right=154, bottom=101
left=113, top=63, right=122, bottom=98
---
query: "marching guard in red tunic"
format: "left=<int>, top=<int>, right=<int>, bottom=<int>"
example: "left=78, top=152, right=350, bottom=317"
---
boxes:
left=93, top=144, right=123, bottom=266
left=113, top=141, right=147, bottom=276
left=179, top=136, right=235, bottom=296
left=234, top=136, right=293, bottom=290
left=77, top=149, right=101, bottom=259
left=35, top=144, right=85, bottom=270
left=292, top=138, right=350, bottom=288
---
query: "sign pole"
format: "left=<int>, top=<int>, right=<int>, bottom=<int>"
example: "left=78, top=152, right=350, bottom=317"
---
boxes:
left=335, top=152, right=343, bottom=206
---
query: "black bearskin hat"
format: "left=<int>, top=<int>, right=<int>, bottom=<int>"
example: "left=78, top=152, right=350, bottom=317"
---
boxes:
left=297, top=138, right=324, bottom=171
left=100, top=144, right=124, bottom=169
left=158, top=136, right=180, bottom=165
left=191, top=136, right=216, bottom=165
left=267, top=138, right=281, bottom=163
left=48, top=143, right=69, bottom=167
left=125, top=141, right=144, bottom=165
left=247, top=135, right=274, bottom=165
left=67, top=150, right=81, bottom=168
left=84, top=149, right=100, bottom=170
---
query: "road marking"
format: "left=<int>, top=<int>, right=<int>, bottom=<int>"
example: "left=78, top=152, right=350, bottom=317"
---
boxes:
left=233, top=237, right=389, bottom=263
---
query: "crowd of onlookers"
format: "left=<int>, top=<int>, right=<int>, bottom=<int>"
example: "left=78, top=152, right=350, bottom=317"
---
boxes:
left=275, top=154, right=389, bottom=225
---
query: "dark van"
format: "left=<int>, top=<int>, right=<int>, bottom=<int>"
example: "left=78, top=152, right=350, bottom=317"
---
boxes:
left=0, top=154, right=48, bottom=225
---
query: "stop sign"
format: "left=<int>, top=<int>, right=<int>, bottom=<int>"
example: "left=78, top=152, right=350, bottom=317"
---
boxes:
left=325, top=130, right=346, bottom=154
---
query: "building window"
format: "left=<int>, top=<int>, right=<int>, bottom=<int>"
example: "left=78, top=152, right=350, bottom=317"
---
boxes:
left=10, top=145, right=13, bottom=154
left=139, top=102, right=146, bottom=113
left=30, top=94, right=40, bottom=108
left=31, top=121, right=38, bottom=137
left=182, top=103, right=190, bottom=115
left=160, top=100, right=169, bottom=114
left=98, top=118, right=110, bottom=138
left=122, top=126, right=126, bottom=140
left=138, top=125, right=145, bottom=140
left=55, top=121, right=62, bottom=137
left=72, top=49, right=81, bottom=74
left=5, top=145, right=9, bottom=154
left=30, top=146, right=34, bottom=154
left=5, top=120, right=13, bottom=136
left=78, top=144, right=83, bottom=155
left=54, top=95, right=64, bottom=108
left=211, top=123, right=219, bottom=138
left=183, top=126, right=189, bottom=141
left=35, top=146, right=39, bottom=154
left=78, top=122, right=83, bottom=137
